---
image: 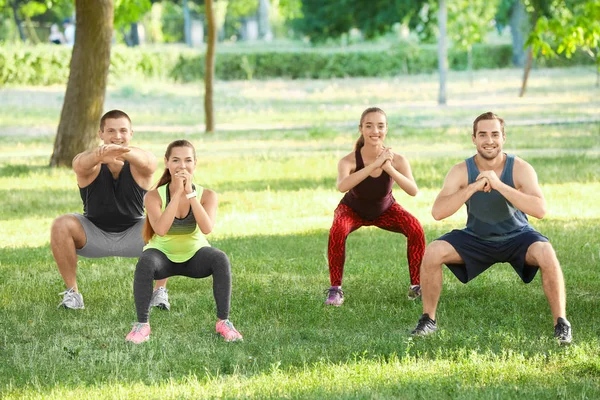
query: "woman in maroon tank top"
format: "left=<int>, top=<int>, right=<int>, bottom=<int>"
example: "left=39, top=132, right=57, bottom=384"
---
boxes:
left=324, top=107, right=426, bottom=306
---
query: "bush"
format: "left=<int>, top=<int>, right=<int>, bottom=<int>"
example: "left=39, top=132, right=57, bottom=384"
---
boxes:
left=0, top=43, right=594, bottom=86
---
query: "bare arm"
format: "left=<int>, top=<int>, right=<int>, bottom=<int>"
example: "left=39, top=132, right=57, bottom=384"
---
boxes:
left=145, top=189, right=181, bottom=237
left=477, top=157, right=546, bottom=219
left=189, top=189, right=218, bottom=234
left=381, top=153, right=418, bottom=196
left=336, top=149, right=392, bottom=193
left=121, top=146, right=158, bottom=190
left=432, top=162, right=490, bottom=221
left=72, top=145, right=130, bottom=187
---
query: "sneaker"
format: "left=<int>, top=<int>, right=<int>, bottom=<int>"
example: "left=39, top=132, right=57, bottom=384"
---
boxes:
left=57, top=288, right=84, bottom=309
left=407, top=284, right=421, bottom=300
left=125, top=323, right=151, bottom=344
left=216, top=319, right=243, bottom=342
left=150, top=287, right=170, bottom=311
left=411, top=313, right=437, bottom=336
left=324, top=287, right=344, bottom=306
left=554, top=317, right=572, bottom=344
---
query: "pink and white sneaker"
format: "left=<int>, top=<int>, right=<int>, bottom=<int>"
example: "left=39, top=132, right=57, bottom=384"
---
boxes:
left=126, top=322, right=151, bottom=344
left=216, top=319, right=243, bottom=342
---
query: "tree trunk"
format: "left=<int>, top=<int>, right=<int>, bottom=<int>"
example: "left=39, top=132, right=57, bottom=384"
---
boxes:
left=519, top=46, right=533, bottom=97
left=204, top=0, right=217, bottom=133
left=50, top=0, right=114, bottom=167
left=24, top=15, right=41, bottom=44
left=183, top=0, right=192, bottom=47
left=519, top=9, right=537, bottom=98
left=129, top=22, right=140, bottom=46
left=437, top=0, right=448, bottom=105
left=467, top=46, right=473, bottom=86
left=509, top=0, right=528, bottom=67
left=258, top=0, right=272, bottom=40
left=10, top=1, right=26, bottom=42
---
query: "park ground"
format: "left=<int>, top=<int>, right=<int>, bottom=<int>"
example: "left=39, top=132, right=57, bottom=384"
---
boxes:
left=0, top=66, right=599, bottom=399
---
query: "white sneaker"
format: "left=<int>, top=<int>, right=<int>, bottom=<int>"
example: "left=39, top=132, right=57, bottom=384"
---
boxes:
left=57, top=288, right=85, bottom=309
left=149, top=287, right=170, bottom=311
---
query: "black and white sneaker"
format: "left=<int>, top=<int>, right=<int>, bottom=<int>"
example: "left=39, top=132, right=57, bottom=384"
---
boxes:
left=411, top=313, right=437, bottom=336
left=554, top=317, right=572, bottom=344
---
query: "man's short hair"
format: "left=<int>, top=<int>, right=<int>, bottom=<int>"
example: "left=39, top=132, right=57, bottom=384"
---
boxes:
left=100, top=110, right=131, bottom=131
left=473, top=111, right=504, bottom=136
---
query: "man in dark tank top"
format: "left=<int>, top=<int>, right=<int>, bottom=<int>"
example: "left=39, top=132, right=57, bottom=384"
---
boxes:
left=411, top=111, right=572, bottom=344
left=50, top=110, right=170, bottom=311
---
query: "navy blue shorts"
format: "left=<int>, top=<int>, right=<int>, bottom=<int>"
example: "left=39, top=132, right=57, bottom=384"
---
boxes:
left=438, top=229, right=549, bottom=284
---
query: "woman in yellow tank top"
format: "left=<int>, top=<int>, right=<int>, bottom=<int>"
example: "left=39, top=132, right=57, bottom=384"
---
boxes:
left=125, top=139, right=243, bottom=344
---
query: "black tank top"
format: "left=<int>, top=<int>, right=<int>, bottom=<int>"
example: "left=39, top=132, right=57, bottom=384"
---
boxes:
left=79, top=161, right=146, bottom=232
left=339, top=149, right=395, bottom=220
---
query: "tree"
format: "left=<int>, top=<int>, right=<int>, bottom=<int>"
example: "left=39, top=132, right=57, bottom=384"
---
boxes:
left=114, top=0, right=151, bottom=46
left=204, top=0, right=217, bottom=133
left=258, top=0, right=272, bottom=40
left=438, top=0, right=447, bottom=105
left=496, top=0, right=529, bottom=67
left=448, top=0, right=500, bottom=85
left=528, top=0, right=600, bottom=85
left=49, top=0, right=114, bottom=167
left=514, top=0, right=558, bottom=97
left=293, top=0, right=428, bottom=42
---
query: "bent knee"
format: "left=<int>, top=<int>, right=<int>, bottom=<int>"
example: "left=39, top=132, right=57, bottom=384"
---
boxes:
left=212, top=248, right=231, bottom=270
left=527, top=241, right=558, bottom=267
left=51, top=215, right=84, bottom=242
left=424, top=240, right=461, bottom=265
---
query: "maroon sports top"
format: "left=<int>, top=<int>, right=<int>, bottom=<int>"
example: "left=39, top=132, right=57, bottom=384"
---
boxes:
left=339, top=149, right=395, bottom=220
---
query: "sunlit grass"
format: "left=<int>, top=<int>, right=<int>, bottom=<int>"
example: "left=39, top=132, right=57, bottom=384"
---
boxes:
left=1, top=70, right=599, bottom=398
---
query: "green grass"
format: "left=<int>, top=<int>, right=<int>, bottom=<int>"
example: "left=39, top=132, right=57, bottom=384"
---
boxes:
left=1, top=67, right=599, bottom=399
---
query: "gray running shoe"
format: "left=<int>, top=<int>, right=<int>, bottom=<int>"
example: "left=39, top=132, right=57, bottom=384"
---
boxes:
left=411, top=313, right=437, bottom=336
left=554, top=317, right=572, bottom=344
left=407, top=284, right=422, bottom=300
left=57, top=288, right=85, bottom=309
left=150, top=287, right=170, bottom=311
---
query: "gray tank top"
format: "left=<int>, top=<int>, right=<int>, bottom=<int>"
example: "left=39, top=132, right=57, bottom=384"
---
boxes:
left=464, top=154, right=533, bottom=241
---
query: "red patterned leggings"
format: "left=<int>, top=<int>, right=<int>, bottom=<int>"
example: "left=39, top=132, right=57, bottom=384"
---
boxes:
left=327, top=203, right=425, bottom=287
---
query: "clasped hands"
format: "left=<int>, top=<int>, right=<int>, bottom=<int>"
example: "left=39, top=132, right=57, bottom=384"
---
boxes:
left=475, top=170, right=502, bottom=193
left=171, top=169, right=194, bottom=195
left=376, top=147, right=394, bottom=171
left=96, top=144, right=130, bottom=166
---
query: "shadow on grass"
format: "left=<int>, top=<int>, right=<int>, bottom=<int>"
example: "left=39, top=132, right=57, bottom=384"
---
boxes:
left=1, top=221, right=598, bottom=393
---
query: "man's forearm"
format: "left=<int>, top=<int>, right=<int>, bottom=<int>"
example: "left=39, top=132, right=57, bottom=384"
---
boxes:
left=72, top=148, right=100, bottom=172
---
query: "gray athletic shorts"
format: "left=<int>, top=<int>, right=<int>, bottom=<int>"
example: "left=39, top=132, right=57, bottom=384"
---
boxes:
left=73, top=213, right=145, bottom=258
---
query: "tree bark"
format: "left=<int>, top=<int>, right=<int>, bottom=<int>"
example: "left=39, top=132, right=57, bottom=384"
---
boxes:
left=10, top=1, right=26, bottom=42
left=183, top=0, right=192, bottom=47
left=204, top=0, right=217, bottom=133
left=509, top=0, right=528, bottom=67
left=519, top=46, right=533, bottom=97
left=258, top=0, right=272, bottom=40
left=437, top=0, right=448, bottom=105
left=50, top=0, right=114, bottom=167
left=519, top=9, right=537, bottom=98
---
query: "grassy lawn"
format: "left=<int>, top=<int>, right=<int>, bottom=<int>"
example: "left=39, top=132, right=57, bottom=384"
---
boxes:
left=0, top=67, right=599, bottom=399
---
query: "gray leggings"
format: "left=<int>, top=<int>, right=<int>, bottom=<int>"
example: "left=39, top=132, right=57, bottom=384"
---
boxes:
left=134, top=247, right=231, bottom=323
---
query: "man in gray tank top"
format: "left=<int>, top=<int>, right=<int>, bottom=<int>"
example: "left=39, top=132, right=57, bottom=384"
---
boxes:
left=51, top=110, right=170, bottom=311
left=410, top=111, right=572, bottom=344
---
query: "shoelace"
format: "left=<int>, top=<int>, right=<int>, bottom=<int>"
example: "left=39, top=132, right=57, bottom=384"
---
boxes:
left=223, top=320, right=238, bottom=332
left=417, top=316, right=434, bottom=330
left=58, top=288, right=75, bottom=296
left=131, top=323, right=148, bottom=333
left=556, top=323, right=569, bottom=337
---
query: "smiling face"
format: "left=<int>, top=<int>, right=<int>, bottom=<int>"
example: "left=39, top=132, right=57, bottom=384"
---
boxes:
left=165, top=145, right=196, bottom=176
left=99, top=117, right=133, bottom=146
left=472, top=119, right=505, bottom=160
left=359, top=112, right=388, bottom=146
